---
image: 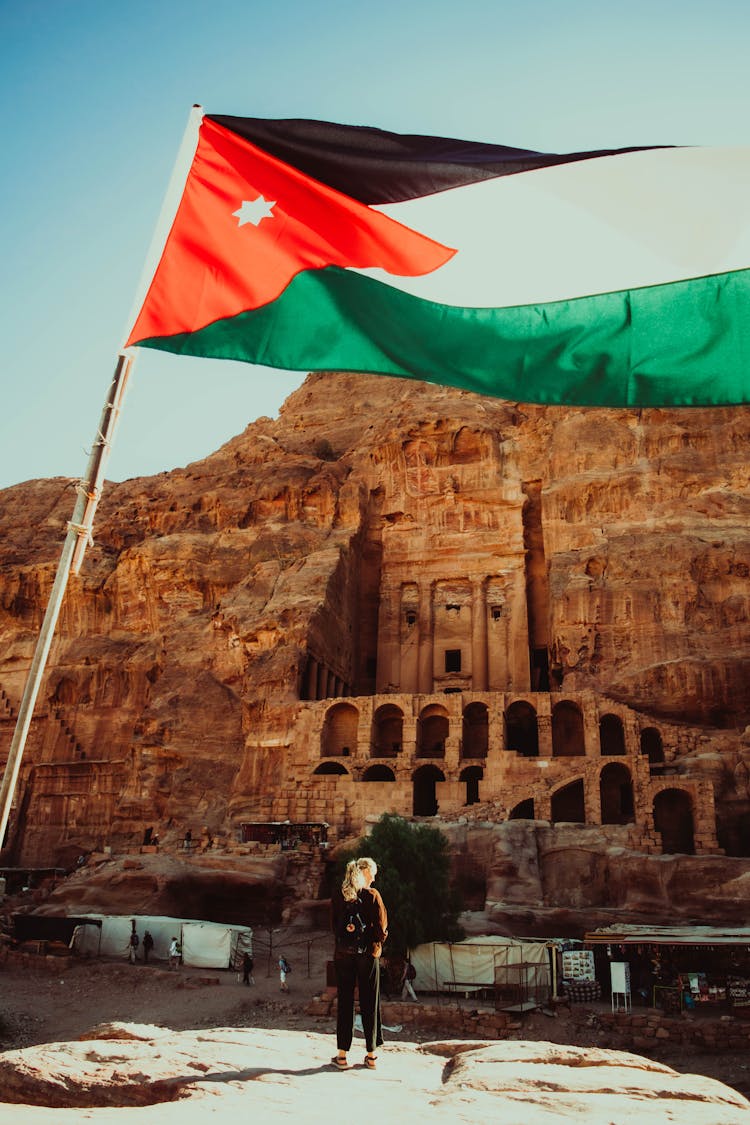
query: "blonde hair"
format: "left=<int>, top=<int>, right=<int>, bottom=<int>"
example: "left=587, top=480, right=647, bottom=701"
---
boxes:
left=341, top=856, right=378, bottom=902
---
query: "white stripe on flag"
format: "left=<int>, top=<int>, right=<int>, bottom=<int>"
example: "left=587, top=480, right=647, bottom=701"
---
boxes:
left=361, top=146, right=750, bottom=307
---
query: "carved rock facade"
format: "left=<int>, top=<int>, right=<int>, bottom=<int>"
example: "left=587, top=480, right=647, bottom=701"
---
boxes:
left=1, top=374, right=749, bottom=917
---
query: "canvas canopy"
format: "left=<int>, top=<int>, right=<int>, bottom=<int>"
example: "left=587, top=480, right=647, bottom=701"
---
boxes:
left=410, top=936, right=551, bottom=1002
left=69, top=914, right=252, bottom=967
left=585, top=925, right=750, bottom=947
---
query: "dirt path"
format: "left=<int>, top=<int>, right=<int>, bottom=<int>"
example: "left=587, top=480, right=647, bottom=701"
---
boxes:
left=0, top=926, right=334, bottom=1048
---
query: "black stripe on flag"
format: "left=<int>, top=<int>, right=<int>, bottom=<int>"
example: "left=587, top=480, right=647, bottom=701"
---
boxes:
left=207, top=115, right=670, bottom=205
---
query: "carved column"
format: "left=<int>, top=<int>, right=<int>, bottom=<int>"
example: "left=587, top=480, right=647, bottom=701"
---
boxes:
left=537, top=707, right=553, bottom=758
left=402, top=717, right=418, bottom=774
left=417, top=578, right=434, bottom=695
left=585, top=765, right=602, bottom=824
left=305, top=658, right=318, bottom=701
left=471, top=577, right=488, bottom=691
left=376, top=580, right=400, bottom=693
left=536, top=792, right=552, bottom=821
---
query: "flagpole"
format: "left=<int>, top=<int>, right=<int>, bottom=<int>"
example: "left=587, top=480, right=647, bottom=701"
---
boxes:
left=0, top=351, right=134, bottom=856
left=121, top=104, right=204, bottom=344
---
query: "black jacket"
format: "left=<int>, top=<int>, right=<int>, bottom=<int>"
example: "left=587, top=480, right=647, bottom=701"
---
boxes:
left=331, top=886, right=388, bottom=957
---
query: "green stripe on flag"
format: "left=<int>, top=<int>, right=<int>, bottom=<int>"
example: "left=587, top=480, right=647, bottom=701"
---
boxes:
left=136, top=265, right=750, bottom=407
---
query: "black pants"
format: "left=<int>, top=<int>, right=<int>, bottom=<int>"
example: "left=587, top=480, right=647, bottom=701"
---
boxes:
left=334, top=952, right=383, bottom=1054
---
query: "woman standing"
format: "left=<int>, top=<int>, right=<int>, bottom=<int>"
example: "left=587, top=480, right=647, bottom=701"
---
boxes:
left=331, top=856, right=388, bottom=1071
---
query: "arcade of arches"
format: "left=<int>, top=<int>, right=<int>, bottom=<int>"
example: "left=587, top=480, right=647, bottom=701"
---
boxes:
left=280, top=690, right=722, bottom=856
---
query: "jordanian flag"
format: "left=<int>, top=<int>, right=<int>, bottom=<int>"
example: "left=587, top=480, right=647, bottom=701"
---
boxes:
left=126, top=115, right=750, bottom=407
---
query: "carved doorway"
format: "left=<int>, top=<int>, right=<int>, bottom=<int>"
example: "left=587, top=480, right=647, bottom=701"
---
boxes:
left=599, top=714, right=626, bottom=756
left=372, top=704, right=403, bottom=757
left=551, top=702, right=585, bottom=756
left=550, top=779, right=585, bottom=823
left=313, top=762, right=348, bottom=776
left=640, top=727, right=664, bottom=765
left=462, top=703, right=488, bottom=758
left=417, top=706, right=448, bottom=758
left=600, top=762, right=635, bottom=823
left=321, top=702, right=359, bottom=758
left=505, top=701, right=538, bottom=757
left=509, top=798, right=535, bottom=819
left=653, top=788, right=695, bottom=854
left=362, top=764, right=396, bottom=781
left=460, top=765, right=483, bottom=806
left=413, top=765, right=445, bottom=816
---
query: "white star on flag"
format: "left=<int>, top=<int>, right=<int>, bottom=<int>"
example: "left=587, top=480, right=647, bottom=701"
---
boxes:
left=233, top=196, right=277, bottom=227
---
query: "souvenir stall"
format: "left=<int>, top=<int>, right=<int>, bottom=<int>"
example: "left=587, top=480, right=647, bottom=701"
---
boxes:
left=559, top=946, right=602, bottom=1002
left=585, top=925, right=750, bottom=1013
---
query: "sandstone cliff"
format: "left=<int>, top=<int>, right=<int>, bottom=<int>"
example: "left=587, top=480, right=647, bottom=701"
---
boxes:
left=0, top=374, right=749, bottom=926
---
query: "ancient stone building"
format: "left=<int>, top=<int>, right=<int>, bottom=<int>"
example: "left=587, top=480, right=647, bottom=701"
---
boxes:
left=0, top=373, right=749, bottom=893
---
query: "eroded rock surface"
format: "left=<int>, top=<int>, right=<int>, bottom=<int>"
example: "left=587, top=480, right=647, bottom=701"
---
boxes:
left=0, top=1026, right=748, bottom=1123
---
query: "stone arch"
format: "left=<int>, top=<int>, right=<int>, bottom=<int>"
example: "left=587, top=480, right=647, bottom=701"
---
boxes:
left=417, top=705, right=449, bottom=758
left=599, top=762, right=635, bottom=824
left=551, top=701, right=585, bottom=757
left=362, top=764, right=396, bottom=782
left=413, top=764, right=445, bottom=816
left=372, top=704, right=404, bottom=758
left=505, top=701, right=539, bottom=757
left=321, top=702, right=358, bottom=757
left=653, top=788, right=695, bottom=854
left=462, top=702, right=489, bottom=759
left=550, top=779, right=585, bottom=823
left=313, top=762, right=349, bottom=776
left=509, top=798, right=535, bottom=820
left=641, top=727, right=664, bottom=764
left=459, top=765, right=483, bottom=806
left=599, top=713, right=626, bottom=756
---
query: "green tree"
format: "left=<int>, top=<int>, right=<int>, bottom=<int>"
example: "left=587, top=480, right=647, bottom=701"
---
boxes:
left=338, top=814, right=464, bottom=955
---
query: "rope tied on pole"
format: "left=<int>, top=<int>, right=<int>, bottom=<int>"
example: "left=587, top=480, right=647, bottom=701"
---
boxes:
left=66, top=520, right=94, bottom=543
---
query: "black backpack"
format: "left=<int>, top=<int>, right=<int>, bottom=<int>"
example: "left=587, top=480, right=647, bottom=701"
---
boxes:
left=337, top=894, right=371, bottom=953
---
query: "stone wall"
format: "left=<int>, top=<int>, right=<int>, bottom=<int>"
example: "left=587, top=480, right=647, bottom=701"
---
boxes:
left=273, top=689, right=721, bottom=855
left=308, top=993, right=750, bottom=1055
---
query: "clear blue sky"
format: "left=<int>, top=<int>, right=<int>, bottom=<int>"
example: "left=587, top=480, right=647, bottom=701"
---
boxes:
left=1, top=0, right=749, bottom=489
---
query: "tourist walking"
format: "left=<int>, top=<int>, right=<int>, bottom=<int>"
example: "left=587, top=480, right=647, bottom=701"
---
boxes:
left=403, top=958, right=418, bottom=1001
left=128, top=921, right=139, bottom=964
left=242, top=952, right=255, bottom=985
left=278, top=955, right=291, bottom=992
left=142, top=930, right=154, bottom=964
left=331, top=856, right=388, bottom=1071
left=169, top=936, right=181, bottom=969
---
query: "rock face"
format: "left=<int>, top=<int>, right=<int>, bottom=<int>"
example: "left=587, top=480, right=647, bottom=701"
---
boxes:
left=0, top=1025, right=747, bottom=1123
left=1, top=373, right=749, bottom=925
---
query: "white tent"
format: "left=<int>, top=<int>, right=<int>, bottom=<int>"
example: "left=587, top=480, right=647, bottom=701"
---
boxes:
left=71, top=914, right=252, bottom=968
left=410, top=936, right=551, bottom=1009
left=181, top=921, right=252, bottom=969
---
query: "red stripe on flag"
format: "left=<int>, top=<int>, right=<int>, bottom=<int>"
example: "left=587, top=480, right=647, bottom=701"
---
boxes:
left=127, top=118, right=454, bottom=346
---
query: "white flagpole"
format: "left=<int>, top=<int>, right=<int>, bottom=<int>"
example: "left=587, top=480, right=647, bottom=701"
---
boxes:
left=120, top=104, right=204, bottom=348
left=0, top=104, right=204, bottom=858
left=0, top=352, right=133, bottom=852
